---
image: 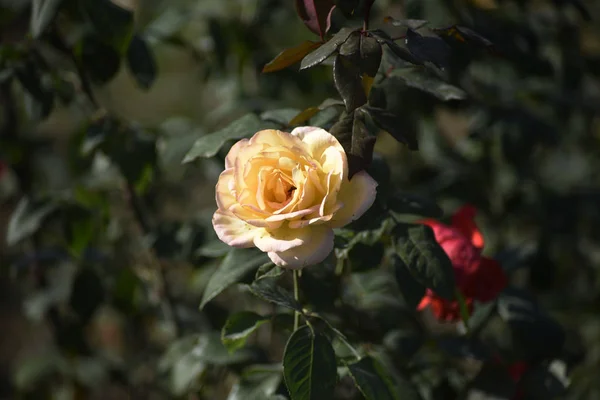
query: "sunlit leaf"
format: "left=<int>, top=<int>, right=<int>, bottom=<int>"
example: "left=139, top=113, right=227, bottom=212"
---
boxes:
left=393, top=224, right=455, bottom=300
left=200, top=248, right=269, bottom=309
left=221, top=311, right=269, bottom=353
left=263, top=41, right=322, bottom=73
left=283, top=325, right=337, bottom=400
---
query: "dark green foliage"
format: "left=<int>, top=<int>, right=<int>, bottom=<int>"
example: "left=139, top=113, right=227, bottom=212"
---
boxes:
left=283, top=326, right=337, bottom=400
left=1, top=0, right=598, bottom=399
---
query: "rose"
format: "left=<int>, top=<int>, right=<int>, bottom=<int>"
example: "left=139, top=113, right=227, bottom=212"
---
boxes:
left=212, top=127, right=378, bottom=268
left=417, top=205, right=507, bottom=321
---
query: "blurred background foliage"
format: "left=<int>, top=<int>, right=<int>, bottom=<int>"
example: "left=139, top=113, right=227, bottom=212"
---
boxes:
left=1, top=0, right=600, bottom=399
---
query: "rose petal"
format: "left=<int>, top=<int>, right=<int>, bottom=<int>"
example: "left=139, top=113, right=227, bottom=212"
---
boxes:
left=215, top=169, right=236, bottom=210
left=330, top=171, right=378, bottom=228
left=213, top=210, right=262, bottom=248
left=225, top=139, right=249, bottom=169
left=250, top=129, right=307, bottom=153
left=291, top=126, right=347, bottom=179
left=267, top=225, right=334, bottom=269
left=253, top=225, right=314, bottom=253
left=452, top=205, right=485, bottom=249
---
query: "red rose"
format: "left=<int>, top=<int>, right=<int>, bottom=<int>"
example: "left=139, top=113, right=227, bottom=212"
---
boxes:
left=417, top=205, right=507, bottom=321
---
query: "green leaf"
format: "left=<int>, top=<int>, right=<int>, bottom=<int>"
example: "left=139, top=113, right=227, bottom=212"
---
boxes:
left=370, top=30, right=423, bottom=66
left=227, top=365, right=282, bottom=400
left=383, top=17, right=429, bottom=30
left=393, top=224, right=455, bottom=300
left=360, top=35, right=383, bottom=77
left=200, top=248, right=269, bottom=309
left=228, top=372, right=282, bottom=400
left=289, top=98, right=344, bottom=126
left=333, top=53, right=366, bottom=112
left=497, top=288, right=565, bottom=361
left=79, top=35, right=121, bottom=84
left=80, top=0, right=134, bottom=52
left=260, top=108, right=301, bottom=126
left=30, top=0, right=63, bottom=38
left=365, top=106, right=418, bottom=150
left=392, top=255, right=426, bottom=310
left=126, top=35, right=157, bottom=90
left=347, top=357, right=396, bottom=400
left=386, top=192, right=443, bottom=218
left=388, top=68, right=467, bottom=101
left=160, top=332, right=254, bottom=396
left=248, top=275, right=303, bottom=312
left=300, top=27, right=356, bottom=70
left=339, top=31, right=360, bottom=59
left=15, top=61, right=54, bottom=119
left=283, top=325, right=337, bottom=400
left=262, top=41, right=322, bottom=73
left=7, top=197, right=58, bottom=245
left=195, top=240, right=231, bottom=258
left=183, top=114, right=277, bottom=162
left=404, top=29, right=451, bottom=69
left=221, top=311, right=269, bottom=353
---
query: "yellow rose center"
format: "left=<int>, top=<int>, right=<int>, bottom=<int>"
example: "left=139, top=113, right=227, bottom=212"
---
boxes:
left=264, top=169, right=296, bottom=209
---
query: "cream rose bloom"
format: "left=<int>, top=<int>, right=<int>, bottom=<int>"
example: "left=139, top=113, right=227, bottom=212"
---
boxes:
left=212, top=126, right=378, bottom=268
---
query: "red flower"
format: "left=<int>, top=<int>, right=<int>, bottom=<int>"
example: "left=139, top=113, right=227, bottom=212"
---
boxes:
left=417, top=205, right=507, bottom=321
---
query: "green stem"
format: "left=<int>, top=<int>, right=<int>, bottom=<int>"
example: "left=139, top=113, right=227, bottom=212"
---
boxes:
left=455, top=288, right=471, bottom=334
left=293, top=269, right=300, bottom=331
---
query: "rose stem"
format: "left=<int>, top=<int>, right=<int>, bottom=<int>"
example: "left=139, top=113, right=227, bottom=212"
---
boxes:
left=293, top=269, right=300, bottom=331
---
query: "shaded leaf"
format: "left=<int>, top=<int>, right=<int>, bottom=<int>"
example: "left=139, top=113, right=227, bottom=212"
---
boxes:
left=283, top=325, right=337, bottom=400
left=520, top=365, right=567, bottom=400
left=329, top=110, right=376, bottom=178
left=15, top=61, right=54, bottom=119
left=200, top=248, right=269, bottom=309
left=497, top=288, right=565, bottom=362
left=370, top=30, right=423, bottom=65
left=221, top=311, right=269, bottom=353
left=388, top=68, right=467, bottom=101
left=248, top=275, right=303, bottom=312
left=69, top=267, right=104, bottom=324
left=80, top=0, right=134, bottom=52
left=339, top=31, right=360, bottom=59
left=393, top=224, right=455, bottom=300
left=294, top=0, right=336, bottom=40
left=435, top=25, right=493, bottom=48
left=383, top=17, right=429, bottom=30
left=227, top=370, right=282, bottom=400
left=7, top=197, right=58, bottom=245
left=347, top=357, right=396, bottom=400
left=365, top=106, right=417, bottom=149
left=360, top=35, right=383, bottom=77
left=300, top=27, right=356, bottom=70
left=260, top=108, right=301, bottom=126
left=333, top=54, right=367, bottom=112
left=183, top=114, right=277, bottom=162
left=392, top=255, right=426, bottom=310
left=30, top=0, right=63, bottom=38
left=263, top=41, right=322, bottom=73
left=79, top=35, right=121, bottom=84
left=289, top=98, right=344, bottom=126
left=126, top=35, right=157, bottom=89
left=387, top=192, right=443, bottom=217
left=405, top=29, right=451, bottom=69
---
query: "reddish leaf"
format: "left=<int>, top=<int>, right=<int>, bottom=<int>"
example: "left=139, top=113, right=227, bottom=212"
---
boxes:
left=295, top=0, right=336, bottom=40
left=262, top=40, right=322, bottom=73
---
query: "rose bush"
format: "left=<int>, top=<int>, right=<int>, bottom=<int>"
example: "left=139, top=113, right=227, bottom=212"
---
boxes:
left=418, top=205, right=508, bottom=321
left=212, top=127, right=378, bottom=268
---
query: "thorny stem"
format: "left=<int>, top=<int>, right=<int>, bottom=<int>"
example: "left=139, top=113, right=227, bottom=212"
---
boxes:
left=363, top=0, right=376, bottom=31
left=293, top=269, right=300, bottom=331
